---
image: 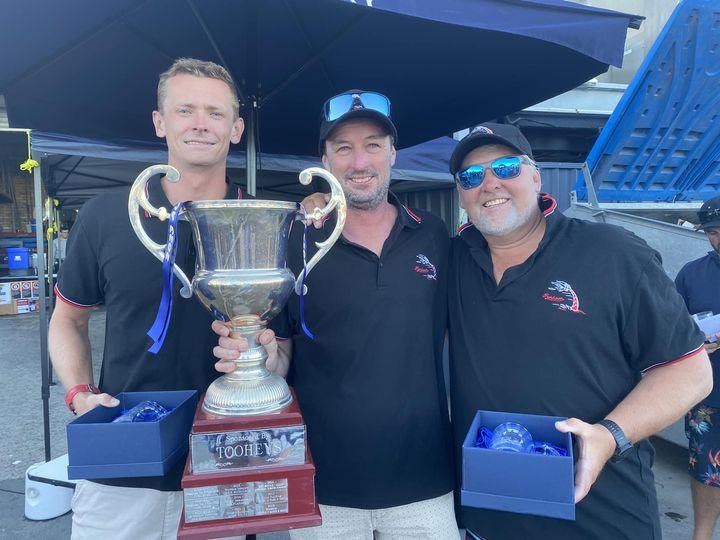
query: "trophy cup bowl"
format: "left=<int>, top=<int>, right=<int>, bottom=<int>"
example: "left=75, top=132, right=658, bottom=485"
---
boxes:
left=128, top=165, right=346, bottom=416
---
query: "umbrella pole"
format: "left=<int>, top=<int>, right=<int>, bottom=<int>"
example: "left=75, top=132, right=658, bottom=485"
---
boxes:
left=34, top=156, right=52, bottom=462
left=45, top=194, right=55, bottom=386
left=246, top=99, right=258, bottom=197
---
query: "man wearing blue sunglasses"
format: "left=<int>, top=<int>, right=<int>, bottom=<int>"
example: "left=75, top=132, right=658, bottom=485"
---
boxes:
left=448, top=124, right=712, bottom=540
left=214, top=90, right=458, bottom=538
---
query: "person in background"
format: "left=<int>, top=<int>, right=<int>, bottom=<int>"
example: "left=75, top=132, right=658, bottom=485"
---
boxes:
left=676, top=194, right=720, bottom=540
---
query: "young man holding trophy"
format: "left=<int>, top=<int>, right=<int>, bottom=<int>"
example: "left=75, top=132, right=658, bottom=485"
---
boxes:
left=49, top=58, right=248, bottom=539
left=214, top=91, right=459, bottom=538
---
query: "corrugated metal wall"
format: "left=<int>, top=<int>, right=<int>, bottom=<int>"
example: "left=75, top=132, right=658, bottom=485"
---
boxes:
left=394, top=187, right=458, bottom=235
left=539, top=162, right=581, bottom=213
left=0, top=97, right=7, bottom=129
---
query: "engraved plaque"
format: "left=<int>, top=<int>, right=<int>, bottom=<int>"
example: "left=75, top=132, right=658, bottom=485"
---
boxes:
left=191, top=425, right=306, bottom=473
left=184, top=478, right=289, bottom=523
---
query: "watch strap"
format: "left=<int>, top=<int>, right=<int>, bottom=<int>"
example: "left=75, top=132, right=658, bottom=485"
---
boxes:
left=65, top=384, right=100, bottom=414
left=598, top=418, right=633, bottom=462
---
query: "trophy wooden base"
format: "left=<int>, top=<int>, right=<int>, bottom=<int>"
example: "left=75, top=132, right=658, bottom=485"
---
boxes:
left=177, top=392, right=321, bottom=539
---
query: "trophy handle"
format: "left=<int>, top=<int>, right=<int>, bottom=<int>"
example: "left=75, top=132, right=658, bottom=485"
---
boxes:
left=128, top=164, right=193, bottom=298
left=295, top=167, right=347, bottom=294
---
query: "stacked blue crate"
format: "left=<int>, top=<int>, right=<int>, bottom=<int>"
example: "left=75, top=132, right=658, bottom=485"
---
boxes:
left=576, top=0, right=720, bottom=202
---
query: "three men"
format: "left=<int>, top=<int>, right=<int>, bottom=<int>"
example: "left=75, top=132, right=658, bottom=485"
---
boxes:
left=215, top=90, right=458, bottom=538
left=675, top=194, right=720, bottom=540
left=448, top=123, right=712, bottom=540
left=49, top=58, right=245, bottom=539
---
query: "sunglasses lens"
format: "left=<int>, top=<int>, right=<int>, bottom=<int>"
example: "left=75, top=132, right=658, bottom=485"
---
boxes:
left=324, top=92, right=391, bottom=121
left=358, top=92, right=391, bottom=117
left=457, top=165, right=485, bottom=190
left=491, top=157, right=522, bottom=179
left=325, top=94, right=354, bottom=121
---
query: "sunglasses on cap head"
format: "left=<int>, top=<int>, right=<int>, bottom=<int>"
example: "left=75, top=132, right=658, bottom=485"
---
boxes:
left=455, top=155, right=535, bottom=190
left=322, top=91, right=391, bottom=122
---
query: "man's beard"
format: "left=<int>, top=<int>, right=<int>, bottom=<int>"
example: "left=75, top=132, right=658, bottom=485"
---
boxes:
left=343, top=169, right=390, bottom=211
left=472, top=198, right=538, bottom=237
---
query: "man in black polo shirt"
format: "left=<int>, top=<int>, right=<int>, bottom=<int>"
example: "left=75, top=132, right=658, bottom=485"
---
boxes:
left=676, top=195, right=720, bottom=540
left=448, top=123, right=712, bottom=540
left=214, top=91, right=457, bottom=538
left=49, top=58, right=246, bottom=539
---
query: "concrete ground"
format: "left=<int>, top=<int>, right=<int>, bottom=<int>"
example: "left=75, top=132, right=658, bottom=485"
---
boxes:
left=0, top=309, right=716, bottom=539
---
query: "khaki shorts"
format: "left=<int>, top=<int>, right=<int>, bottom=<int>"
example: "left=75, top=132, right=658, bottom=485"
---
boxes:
left=71, top=480, right=184, bottom=540
left=71, top=480, right=245, bottom=540
left=290, top=491, right=459, bottom=540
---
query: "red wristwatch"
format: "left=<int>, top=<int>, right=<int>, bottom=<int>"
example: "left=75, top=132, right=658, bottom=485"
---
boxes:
left=65, top=384, right=100, bottom=415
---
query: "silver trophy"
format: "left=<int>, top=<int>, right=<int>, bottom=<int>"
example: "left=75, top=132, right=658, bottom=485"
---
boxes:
left=128, top=165, right=346, bottom=416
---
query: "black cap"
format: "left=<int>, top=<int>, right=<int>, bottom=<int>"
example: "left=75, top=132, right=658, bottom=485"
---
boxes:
left=318, top=89, right=397, bottom=156
left=449, top=123, right=534, bottom=175
left=698, top=195, right=720, bottom=229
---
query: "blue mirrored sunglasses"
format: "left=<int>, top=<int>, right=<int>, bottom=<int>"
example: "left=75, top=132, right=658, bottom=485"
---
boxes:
left=322, top=91, right=391, bottom=122
left=455, top=155, right=534, bottom=190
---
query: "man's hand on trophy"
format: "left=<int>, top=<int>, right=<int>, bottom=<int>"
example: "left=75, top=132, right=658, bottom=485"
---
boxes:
left=300, top=192, right=330, bottom=229
left=211, top=321, right=289, bottom=377
left=73, top=392, right=120, bottom=417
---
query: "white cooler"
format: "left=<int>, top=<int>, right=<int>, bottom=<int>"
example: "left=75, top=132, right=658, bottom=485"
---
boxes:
left=25, top=454, right=75, bottom=520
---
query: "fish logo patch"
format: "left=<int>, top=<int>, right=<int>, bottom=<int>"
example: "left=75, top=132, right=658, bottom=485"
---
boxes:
left=542, top=280, right=586, bottom=315
left=414, top=254, right=437, bottom=281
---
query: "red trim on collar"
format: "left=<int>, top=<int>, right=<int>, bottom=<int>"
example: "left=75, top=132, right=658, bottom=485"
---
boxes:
left=456, top=222, right=473, bottom=234
left=540, top=193, right=557, bottom=216
left=402, top=205, right=422, bottom=223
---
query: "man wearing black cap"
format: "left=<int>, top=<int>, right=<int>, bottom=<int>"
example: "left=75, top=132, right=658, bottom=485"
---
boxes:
left=214, top=90, right=457, bottom=538
left=448, top=123, right=712, bottom=540
left=675, top=195, right=720, bottom=540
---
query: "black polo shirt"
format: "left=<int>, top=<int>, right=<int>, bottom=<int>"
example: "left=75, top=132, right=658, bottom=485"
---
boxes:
left=271, top=193, right=455, bottom=509
left=676, top=251, right=720, bottom=406
left=57, top=178, right=240, bottom=491
left=449, top=195, right=704, bottom=540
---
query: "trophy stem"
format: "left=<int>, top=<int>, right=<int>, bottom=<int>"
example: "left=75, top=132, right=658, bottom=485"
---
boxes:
left=202, top=323, right=293, bottom=416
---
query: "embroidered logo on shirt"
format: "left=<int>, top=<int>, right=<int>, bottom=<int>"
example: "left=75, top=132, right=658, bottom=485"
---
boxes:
left=542, top=280, right=586, bottom=315
left=414, top=254, right=437, bottom=280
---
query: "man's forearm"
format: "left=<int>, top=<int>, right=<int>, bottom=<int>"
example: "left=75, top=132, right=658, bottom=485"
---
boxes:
left=606, top=350, right=712, bottom=443
left=48, top=308, right=95, bottom=392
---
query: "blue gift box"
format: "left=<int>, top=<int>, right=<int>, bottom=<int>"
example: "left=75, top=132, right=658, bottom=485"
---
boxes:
left=462, top=410, right=575, bottom=521
left=67, top=390, right=198, bottom=480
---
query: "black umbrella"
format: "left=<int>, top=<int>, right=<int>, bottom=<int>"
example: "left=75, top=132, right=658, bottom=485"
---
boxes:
left=1, top=0, right=639, bottom=188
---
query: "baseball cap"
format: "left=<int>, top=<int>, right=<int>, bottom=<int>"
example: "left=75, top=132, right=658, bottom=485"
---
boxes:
left=450, top=123, right=533, bottom=175
left=318, top=90, right=397, bottom=155
left=698, top=195, right=720, bottom=229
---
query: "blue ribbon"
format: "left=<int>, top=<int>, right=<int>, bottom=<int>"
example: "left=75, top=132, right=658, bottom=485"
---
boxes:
left=299, top=218, right=315, bottom=340
left=147, top=202, right=185, bottom=354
